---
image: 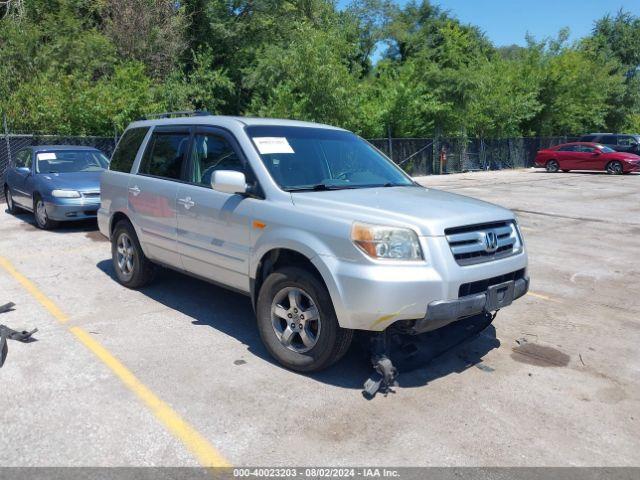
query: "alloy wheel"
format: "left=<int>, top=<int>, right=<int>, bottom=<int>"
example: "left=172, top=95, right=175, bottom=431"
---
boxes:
left=607, top=162, right=622, bottom=175
left=36, top=200, right=48, bottom=226
left=116, top=232, right=135, bottom=279
left=271, top=287, right=321, bottom=353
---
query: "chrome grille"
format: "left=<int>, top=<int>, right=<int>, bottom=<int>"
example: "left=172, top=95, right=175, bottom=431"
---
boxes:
left=445, top=221, right=521, bottom=266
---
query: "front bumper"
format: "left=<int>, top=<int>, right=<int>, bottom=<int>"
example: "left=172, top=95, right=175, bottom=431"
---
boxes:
left=44, top=200, right=100, bottom=221
left=319, top=235, right=529, bottom=331
left=412, top=276, right=529, bottom=334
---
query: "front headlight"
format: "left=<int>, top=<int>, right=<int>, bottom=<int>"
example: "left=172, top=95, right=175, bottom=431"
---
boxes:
left=351, top=222, right=423, bottom=261
left=51, top=189, right=81, bottom=198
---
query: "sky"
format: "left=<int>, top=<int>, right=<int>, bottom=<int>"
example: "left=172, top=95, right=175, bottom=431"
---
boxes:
left=434, top=0, right=640, bottom=47
left=340, top=0, right=640, bottom=47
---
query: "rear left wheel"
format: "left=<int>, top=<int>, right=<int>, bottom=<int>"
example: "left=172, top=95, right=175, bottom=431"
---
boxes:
left=111, top=220, right=155, bottom=289
left=546, top=160, right=559, bottom=173
left=4, top=186, right=20, bottom=214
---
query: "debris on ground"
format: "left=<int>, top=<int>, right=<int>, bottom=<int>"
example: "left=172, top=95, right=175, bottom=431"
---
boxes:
left=0, top=302, right=38, bottom=368
left=362, top=312, right=497, bottom=398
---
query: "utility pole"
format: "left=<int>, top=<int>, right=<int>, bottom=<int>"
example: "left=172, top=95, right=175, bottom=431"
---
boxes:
left=3, top=112, right=11, bottom=164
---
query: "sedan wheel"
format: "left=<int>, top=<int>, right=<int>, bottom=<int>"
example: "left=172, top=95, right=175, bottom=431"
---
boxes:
left=606, top=161, right=623, bottom=175
left=546, top=160, right=560, bottom=173
left=5, top=187, right=17, bottom=214
left=34, top=197, right=58, bottom=229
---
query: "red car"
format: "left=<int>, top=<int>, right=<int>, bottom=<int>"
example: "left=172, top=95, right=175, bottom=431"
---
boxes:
left=534, top=142, right=640, bottom=174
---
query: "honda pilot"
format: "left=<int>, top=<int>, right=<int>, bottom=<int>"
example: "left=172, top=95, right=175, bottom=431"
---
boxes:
left=98, top=113, right=529, bottom=372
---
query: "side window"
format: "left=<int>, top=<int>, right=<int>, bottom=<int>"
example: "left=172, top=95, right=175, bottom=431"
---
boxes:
left=110, top=127, right=149, bottom=173
left=189, top=132, right=244, bottom=186
left=14, top=149, right=29, bottom=168
left=618, top=136, right=635, bottom=146
left=600, top=135, right=617, bottom=145
left=558, top=145, right=577, bottom=152
left=578, top=145, right=595, bottom=153
left=139, top=130, right=190, bottom=180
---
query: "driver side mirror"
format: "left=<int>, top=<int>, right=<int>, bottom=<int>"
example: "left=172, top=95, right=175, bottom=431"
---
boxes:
left=592, top=150, right=601, bottom=155
left=211, top=170, right=247, bottom=195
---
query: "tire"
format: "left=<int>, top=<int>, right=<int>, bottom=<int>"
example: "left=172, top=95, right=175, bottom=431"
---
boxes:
left=606, top=161, right=623, bottom=175
left=33, top=195, right=59, bottom=229
left=4, top=186, right=20, bottom=214
left=111, top=220, right=155, bottom=289
left=546, top=160, right=559, bottom=173
left=256, top=266, right=353, bottom=372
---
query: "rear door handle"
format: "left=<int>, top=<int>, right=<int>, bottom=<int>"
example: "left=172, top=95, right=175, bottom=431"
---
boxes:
left=128, top=185, right=141, bottom=196
left=178, top=196, right=195, bottom=209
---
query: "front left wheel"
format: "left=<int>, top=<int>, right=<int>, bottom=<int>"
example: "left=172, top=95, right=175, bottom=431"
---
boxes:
left=606, top=161, right=623, bottom=175
left=256, top=267, right=353, bottom=372
left=34, top=195, right=59, bottom=229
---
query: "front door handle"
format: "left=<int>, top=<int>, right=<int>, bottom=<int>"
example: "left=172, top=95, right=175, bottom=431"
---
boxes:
left=128, top=185, right=141, bottom=196
left=178, top=196, right=195, bottom=210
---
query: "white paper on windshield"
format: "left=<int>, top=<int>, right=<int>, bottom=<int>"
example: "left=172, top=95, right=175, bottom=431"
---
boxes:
left=37, top=152, right=57, bottom=160
left=253, top=137, right=294, bottom=155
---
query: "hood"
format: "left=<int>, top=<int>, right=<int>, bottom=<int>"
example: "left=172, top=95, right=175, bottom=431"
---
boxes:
left=291, top=185, right=515, bottom=236
left=39, top=170, right=103, bottom=191
left=609, top=152, right=640, bottom=161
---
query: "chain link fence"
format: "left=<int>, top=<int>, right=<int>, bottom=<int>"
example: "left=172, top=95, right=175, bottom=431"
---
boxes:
left=1, top=128, right=579, bottom=200
left=369, top=136, right=579, bottom=176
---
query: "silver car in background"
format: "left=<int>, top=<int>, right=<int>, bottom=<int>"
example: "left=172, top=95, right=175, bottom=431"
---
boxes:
left=98, top=113, right=528, bottom=372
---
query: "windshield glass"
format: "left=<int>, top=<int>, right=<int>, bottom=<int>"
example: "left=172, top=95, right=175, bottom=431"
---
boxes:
left=598, top=145, right=615, bottom=153
left=246, top=126, right=414, bottom=191
left=36, top=150, right=109, bottom=173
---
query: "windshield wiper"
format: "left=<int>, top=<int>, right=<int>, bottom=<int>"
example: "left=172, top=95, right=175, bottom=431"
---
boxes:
left=286, top=183, right=349, bottom=192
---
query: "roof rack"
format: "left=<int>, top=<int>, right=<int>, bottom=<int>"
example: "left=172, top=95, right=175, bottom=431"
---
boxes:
left=139, top=110, right=211, bottom=120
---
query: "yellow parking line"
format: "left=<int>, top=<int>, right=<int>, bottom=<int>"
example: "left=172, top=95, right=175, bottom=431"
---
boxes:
left=0, top=256, right=69, bottom=323
left=0, top=254, right=230, bottom=468
left=70, top=327, right=230, bottom=467
left=528, top=291, right=561, bottom=303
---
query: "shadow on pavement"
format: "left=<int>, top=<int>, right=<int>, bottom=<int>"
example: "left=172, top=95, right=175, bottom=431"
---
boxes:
left=96, top=259, right=500, bottom=392
left=5, top=208, right=98, bottom=233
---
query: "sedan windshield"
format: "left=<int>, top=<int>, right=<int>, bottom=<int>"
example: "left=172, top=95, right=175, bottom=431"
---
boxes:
left=36, top=150, right=109, bottom=174
left=246, top=126, right=414, bottom=191
left=598, top=145, right=615, bottom=153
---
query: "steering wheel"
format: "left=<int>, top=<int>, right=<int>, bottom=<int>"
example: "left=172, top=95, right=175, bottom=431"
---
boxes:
left=334, top=171, right=350, bottom=181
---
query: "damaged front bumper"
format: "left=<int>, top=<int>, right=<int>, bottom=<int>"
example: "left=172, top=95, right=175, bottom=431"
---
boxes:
left=411, top=276, right=529, bottom=334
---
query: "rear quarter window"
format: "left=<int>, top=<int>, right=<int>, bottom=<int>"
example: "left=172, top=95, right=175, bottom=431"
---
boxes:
left=109, top=127, right=150, bottom=173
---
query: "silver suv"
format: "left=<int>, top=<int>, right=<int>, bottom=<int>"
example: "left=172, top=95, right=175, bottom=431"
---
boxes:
left=99, top=113, right=529, bottom=372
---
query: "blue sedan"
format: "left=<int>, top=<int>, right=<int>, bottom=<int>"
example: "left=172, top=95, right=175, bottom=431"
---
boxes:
left=3, top=145, right=109, bottom=229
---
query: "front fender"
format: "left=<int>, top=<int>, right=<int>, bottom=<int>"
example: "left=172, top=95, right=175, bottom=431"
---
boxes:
left=250, top=227, right=350, bottom=327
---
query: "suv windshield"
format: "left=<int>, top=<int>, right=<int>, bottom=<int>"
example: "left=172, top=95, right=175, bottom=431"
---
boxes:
left=36, top=150, right=109, bottom=174
left=246, top=126, right=414, bottom=191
